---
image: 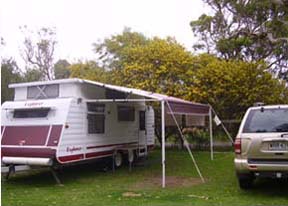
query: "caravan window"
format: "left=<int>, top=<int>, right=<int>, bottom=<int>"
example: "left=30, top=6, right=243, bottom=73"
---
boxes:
left=87, top=103, right=105, bottom=134
left=118, top=106, right=135, bottom=121
left=13, top=108, right=50, bottom=118
left=27, top=84, right=59, bottom=99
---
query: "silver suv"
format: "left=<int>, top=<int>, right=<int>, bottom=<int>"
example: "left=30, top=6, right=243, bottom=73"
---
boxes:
left=234, top=104, right=288, bottom=189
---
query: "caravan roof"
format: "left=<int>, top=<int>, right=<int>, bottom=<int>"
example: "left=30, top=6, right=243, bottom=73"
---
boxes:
left=9, top=78, right=210, bottom=116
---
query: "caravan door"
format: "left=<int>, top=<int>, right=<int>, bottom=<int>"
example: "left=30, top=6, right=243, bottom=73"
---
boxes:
left=138, top=111, right=147, bottom=154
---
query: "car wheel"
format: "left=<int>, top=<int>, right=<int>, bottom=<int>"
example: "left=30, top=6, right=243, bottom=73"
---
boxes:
left=237, top=174, right=254, bottom=189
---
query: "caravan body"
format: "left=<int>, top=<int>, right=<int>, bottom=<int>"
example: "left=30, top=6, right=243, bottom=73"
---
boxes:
left=1, top=79, right=155, bottom=167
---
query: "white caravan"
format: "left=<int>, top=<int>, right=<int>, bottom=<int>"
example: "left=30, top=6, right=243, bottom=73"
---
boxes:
left=1, top=79, right=155, bottom=168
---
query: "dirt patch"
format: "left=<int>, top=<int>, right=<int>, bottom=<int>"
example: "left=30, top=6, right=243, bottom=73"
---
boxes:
left=122, top=192, right=142, bottom=197
left=187, top=194, right=209, bottom=200
left=131, top=176, right=203, bottom=189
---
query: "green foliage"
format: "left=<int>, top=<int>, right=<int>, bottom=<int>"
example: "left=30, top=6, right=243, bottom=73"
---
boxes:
left=93, top=29, right=197, bottom=97
left=54, top=59, right=71, bottom=79
left=187, top=54, right=288, bottom=119
left=90, top=30, right=288, bottom=120
left=185, top=128, right=211, bottom=150
left=1, top=59, right=23, bottom=103
left=190, top=0, right=288, bottom=79
left=93, top=27, right=148, bottom=70
left=23, top=69, right=43, bottom=82
left=111, top=37, right=196, bottom=98
left=69, top=61, right=110, bottom=83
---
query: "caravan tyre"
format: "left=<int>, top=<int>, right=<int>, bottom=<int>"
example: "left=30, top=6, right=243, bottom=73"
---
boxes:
left=237, top=174, right=254, bottom=190
left=114, top=151, right=123, bottom=168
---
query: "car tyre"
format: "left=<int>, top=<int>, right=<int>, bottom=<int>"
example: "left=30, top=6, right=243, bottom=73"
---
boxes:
left=237, top=174, right=254, bottom=189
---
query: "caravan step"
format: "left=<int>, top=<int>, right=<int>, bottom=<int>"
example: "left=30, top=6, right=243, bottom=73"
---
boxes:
left=138, top=148, right=147, bottom=157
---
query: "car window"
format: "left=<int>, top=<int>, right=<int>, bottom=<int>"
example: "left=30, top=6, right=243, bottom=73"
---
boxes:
left=243, top=108, right=288, bottom=133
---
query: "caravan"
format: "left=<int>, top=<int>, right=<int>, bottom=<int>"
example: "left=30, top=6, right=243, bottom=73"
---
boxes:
left=1, top=79, right=155, bottom=169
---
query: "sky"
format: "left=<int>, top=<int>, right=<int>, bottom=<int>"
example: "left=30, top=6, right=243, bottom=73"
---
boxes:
left=0, top=0, right=208, bottom=66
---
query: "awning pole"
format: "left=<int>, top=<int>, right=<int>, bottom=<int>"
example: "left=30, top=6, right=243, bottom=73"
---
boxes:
left=161, top=100, right=166, bottom=188
left=209, top=107, right=214, bottom=160
left=166, top=101, right=205, bottom=183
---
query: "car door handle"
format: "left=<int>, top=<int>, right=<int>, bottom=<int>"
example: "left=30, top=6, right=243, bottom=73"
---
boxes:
left=281, top=133, right=288, bottom=138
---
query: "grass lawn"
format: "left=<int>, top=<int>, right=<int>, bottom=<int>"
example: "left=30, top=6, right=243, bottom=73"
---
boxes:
left=2, top=149, right=288, bottom=206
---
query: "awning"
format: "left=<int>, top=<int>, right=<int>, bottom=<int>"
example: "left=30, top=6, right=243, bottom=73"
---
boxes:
left=81, top=79, right=210, bottom=116
left=165, top=101, right=209, bottom=116
left=10, top=78, right=210, bottom=116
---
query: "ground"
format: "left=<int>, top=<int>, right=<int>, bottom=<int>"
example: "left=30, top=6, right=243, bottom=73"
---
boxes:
left=2, top=149, right=288, bottom=206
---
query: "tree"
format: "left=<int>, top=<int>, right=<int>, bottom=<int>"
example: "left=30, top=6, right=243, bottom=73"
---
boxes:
left=23, top=69, right=43, bottom=82
left=93, top=27, right=148, bottom=70
left=89, top=29, right=288, bottom=142
left=93, top=30, right=195, bottom=97
left=69, top=61, right=109, bottom=83
left=20, top=26, right=57, bottom=80
left=110, top=37, right=196, bottom=98
left=1, top=37, right=5, bottom=46
left=187, top=54, right=288, bottom=119
left=190, top=0, right=288, bottom=79
left=1, top=59, right=23, bottom=103
left=54, top=59, right=71, bottom=79
left=93, top=31, right=201, bottom=144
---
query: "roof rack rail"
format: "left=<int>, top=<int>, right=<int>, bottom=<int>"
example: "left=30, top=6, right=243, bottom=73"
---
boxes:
left=253, top=102, right=265, bottom=107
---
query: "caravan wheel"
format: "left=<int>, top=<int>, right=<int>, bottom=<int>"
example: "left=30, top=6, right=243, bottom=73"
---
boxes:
left=114, top=151, right=123, bottom=168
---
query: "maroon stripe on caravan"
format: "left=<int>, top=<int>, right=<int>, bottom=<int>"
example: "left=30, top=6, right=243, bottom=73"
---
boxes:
left=87, top=142, right=138, bottom=150
left=85, top=151, right=113, bottom=158
left=47, top=125, right=63, bottom=146
left=58, top=154, right=84, bottom=162
left=2, top=147, right=56, bottom=158
left=2, top=126, right=50, bottom=146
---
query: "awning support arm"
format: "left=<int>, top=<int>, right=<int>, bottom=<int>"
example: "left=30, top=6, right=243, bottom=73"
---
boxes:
left=209, top=107, right=214, bottom=160
left=161, top=100, right=166, bottom=188
left=85, top=99, right=160, bottom=103
left=210, top=106, right=234, bottom=144
left=166, top=101, right=205, bottom=183
left=50, top=167, right=63, bottom=185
